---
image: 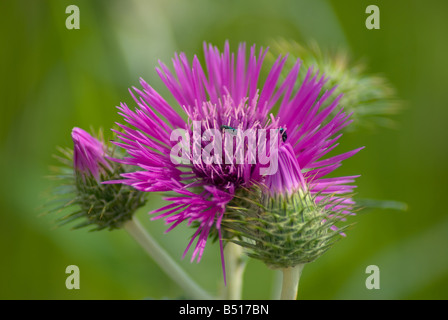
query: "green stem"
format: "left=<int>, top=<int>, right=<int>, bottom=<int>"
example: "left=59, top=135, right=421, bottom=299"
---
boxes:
left=280, top=264, right=305, bottom=300
left=123, top=216, right=214, bottom=300
left=222, top=242, right=246, bottom=300
left=271, top=270, right=283, bottom=299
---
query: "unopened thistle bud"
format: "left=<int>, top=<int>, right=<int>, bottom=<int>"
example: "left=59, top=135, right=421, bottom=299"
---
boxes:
left=223, top=144, right=351, bottom=269
left=49, top=127, right=147, bottom=231
left=268, top=39, right=401, bottom=131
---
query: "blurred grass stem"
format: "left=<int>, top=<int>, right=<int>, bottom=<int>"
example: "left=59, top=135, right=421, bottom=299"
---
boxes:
left=124, top=216, right=214, bottom=300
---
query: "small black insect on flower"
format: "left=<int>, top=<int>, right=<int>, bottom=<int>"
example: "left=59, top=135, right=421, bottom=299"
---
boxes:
left=279, top=128, right=287, bottom=142
left=220, top=125, right=237, bottom=134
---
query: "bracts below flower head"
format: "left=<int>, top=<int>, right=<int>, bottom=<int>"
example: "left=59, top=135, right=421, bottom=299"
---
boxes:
left=223, top=143, right=358, bottom=269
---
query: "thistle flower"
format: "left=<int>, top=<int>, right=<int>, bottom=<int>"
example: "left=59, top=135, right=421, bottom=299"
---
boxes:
left=50, top=128, right=147, bottom=231
left=110, top=41, right=362, bottom=273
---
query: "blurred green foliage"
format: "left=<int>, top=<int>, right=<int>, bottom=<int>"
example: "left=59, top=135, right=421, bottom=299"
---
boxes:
left=1, top=0, right=447, bottom=299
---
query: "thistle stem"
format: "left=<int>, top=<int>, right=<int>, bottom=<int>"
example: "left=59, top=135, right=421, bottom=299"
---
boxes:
left=271, top=270, right=283, bottom=299
left=280, top=264, right=305, bottom=300
left=123, top=216, right=214, bottom=300
left=222, top=242, right=246, bottom=300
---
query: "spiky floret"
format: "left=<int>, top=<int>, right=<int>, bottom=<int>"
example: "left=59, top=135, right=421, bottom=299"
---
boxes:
left=49, top=129, right=147, bottom=231
left=222, top=186, right=352, bottom=269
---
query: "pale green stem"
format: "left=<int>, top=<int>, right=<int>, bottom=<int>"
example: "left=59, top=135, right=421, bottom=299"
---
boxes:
left=280, top=264, right=305, bottom=300
left=271, top=270, right=283, bottom=299
left=123, top=216, right=214, bottom=300
left=221, top=242, right=247, bottom=300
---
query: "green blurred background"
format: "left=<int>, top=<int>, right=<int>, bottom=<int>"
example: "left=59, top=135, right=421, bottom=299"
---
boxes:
left=1, top=0, right=447, bottom=299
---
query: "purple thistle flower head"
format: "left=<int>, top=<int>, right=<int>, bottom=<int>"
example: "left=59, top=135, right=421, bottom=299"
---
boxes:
left=110, top=41, right=363, bottom=273
left=72, top=127, right=112, bottom=181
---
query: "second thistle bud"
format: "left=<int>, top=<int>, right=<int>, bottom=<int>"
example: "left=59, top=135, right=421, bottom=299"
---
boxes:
left=51, top=128, right=147, bottom=231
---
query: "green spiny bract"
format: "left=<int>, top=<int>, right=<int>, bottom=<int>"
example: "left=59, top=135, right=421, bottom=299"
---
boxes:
left=49, top=144, right=147, bottom=231
left=222, top=187, right=352, bottom=269
left=268, top=39, right=401, bottom=131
